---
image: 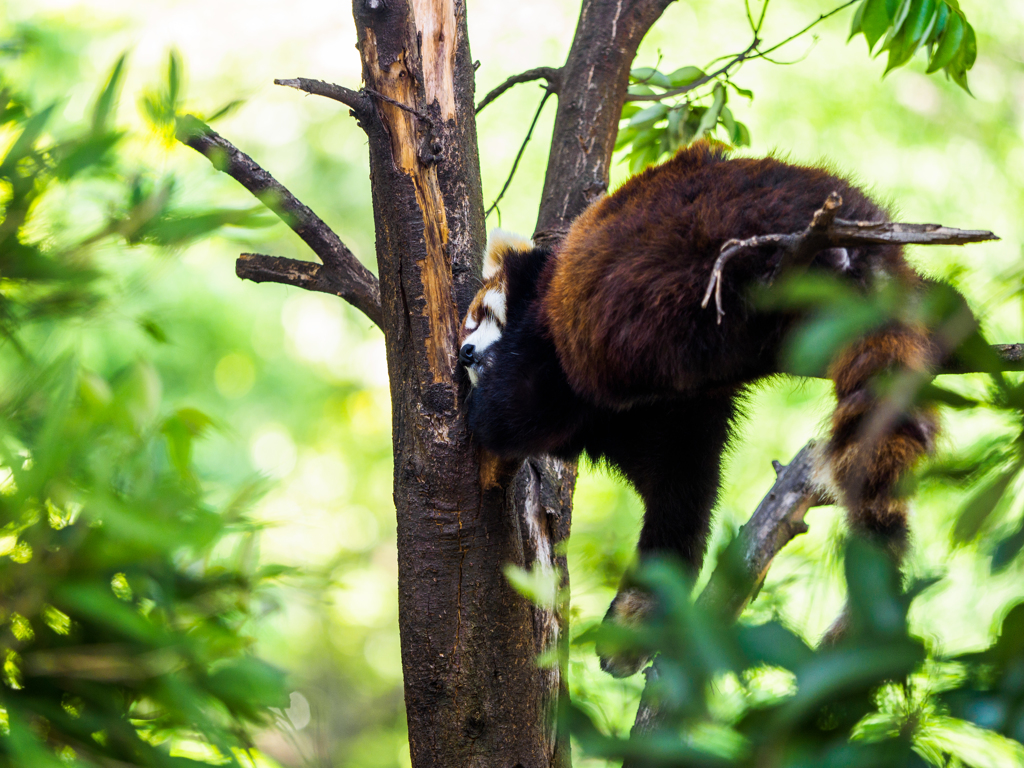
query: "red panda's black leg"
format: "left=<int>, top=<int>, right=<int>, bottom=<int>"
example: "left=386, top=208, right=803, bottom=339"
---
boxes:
left=824, top=325, right=938, bottom=563
left=591, top=392, right=737, bottom=677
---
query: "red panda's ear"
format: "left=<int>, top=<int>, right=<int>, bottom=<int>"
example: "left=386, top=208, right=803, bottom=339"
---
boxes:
left=483, top=229, right=533, bottom=280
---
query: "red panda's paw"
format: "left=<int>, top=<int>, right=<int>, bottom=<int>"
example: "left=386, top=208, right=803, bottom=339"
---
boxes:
left=596, top=586, right=655, bottom=678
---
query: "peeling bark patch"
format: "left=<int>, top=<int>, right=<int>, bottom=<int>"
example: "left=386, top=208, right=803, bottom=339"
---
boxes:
left=365, top=29, right=457, bottom=384
left=412, top=0, right=457, bottom=120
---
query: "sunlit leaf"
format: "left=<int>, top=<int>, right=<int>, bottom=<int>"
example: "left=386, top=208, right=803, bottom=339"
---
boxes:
left=90, top=51, right=128, bottom=134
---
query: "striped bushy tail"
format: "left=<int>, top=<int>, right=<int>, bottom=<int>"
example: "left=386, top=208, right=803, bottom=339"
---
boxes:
left=823, top=325, right=940, bottom=563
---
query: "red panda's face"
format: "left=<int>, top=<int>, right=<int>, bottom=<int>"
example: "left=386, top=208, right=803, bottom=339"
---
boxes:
left=459, top=230, right=533, bottom=387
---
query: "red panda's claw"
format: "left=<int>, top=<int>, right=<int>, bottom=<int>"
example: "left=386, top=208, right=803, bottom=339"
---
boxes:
left=596, top=587, right=655, bottom=678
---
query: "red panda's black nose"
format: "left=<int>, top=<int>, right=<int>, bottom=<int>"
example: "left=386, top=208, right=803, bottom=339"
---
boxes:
left=459, top=344, right=476, bottom=366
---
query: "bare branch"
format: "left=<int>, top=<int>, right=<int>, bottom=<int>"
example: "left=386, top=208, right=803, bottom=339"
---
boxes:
left=486, top=87, right=555, bottom=222
left=697, top=442, right=824, bottom=619
left=175, top=116, right=382, bottom=327
left=945, top=343, right=1024, bottom=374
left=236, top=254, right=382, bottom=327
left=701, top=192, right=1000, bottom=323
left=274, top=78, right=371, bottom=114
left=476, top=66, right=562, bottom=113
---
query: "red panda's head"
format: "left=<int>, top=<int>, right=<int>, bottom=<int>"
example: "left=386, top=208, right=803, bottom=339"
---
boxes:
left=459, top=229, right=534, bottom=387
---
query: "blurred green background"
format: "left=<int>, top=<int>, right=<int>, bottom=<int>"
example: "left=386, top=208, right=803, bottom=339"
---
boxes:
left=8, top=0, right=1024, bottom=765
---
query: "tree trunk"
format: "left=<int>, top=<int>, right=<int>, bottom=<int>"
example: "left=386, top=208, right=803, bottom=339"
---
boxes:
left=349, top=1, right=578, bottom=765
left=349, top=1, right=676, bottom=765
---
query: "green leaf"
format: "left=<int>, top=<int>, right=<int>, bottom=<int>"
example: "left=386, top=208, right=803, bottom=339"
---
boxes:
left=695, top=82, right=726, bottom=139
left=140, top=317, right=169, bottom=343
left=721, top=106, right=736, bottom=140
left=920, top=382, right=979, bottom=409
left=946, top=19, right=976, bottom=93
left=620, top=103, right=642, bottom=120
left=845, top=540, right=906, bottom=638
left=205, top=98, right=244, bottom=122
left=888, top=0, right=914, bottom=42
left=91, top=51, right=128, bottom=134
left=726, top=81, right=754, bottom=100
left=614, top=125, right=640, bottom=151
left=135, top=206, right=275, bottom=246
left=666, top=65, right=705, bottom=88
left=628, top=103, right=669, bottom=128
left=627, top=84, right=655, bottom=97
left=504, top=563, right=558, bottom=609
left=954, top=466, right=1019, bottom=542
left=666, top=106, right=685, bottom=148
left=205, top=657, right=290, bottom=717
left=630, top=67, right=671, bottom=89
left=927, top=1, right=950, bottom=43
left=849, top=0, right=867, bottom=40
left=883, top=0, right=928, bottom=74
left=628, top=139, right=662, bottom=174
left=0, top=102, right=55, bottom=178
left=54, top=583, right=163, bottom=644
left=737, top=621, right=813, bottom=669
left=167, top=49, right=183, bottom=111
left=904, top=0, right=938, bottom=54
left=992, top=521, right=1024, bottom=572
left=770, top=642, right=924, bottom=731
left=733, top=121, right=751, bottom=146
left=861, top=0, right=897, bottom=50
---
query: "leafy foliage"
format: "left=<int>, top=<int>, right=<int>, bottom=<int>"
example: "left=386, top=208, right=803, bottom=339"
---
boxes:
left=0, top=27, right=287, bottom=768
left=849, top=0, right=977, bottom=91
left=618, top=79, right=750, bottom=175
left=571, top=543, right=1024, bottom=767
left=617, top=0, right=979, bottom=172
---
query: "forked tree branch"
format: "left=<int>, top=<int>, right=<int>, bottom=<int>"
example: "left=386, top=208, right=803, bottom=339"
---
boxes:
left=701, top=192, right=1000, bottom=324
left=175, top=116, right=382, bottom=329
left=476, top=66, right=562, bottom=113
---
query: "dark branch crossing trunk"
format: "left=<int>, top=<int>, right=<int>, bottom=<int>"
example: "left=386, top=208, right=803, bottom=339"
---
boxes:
left=173, top=2, right=1015, bottom=766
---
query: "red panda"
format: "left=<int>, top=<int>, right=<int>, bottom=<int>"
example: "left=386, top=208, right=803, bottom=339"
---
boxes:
left=460, top=141, right=943, bottom=677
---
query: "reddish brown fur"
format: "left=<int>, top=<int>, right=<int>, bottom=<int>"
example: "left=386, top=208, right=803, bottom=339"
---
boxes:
left=825, top=328, right=939, bottom=554
left=462, top=142, right=957, bottom=670
left=545, top=143, right=919, bottom=408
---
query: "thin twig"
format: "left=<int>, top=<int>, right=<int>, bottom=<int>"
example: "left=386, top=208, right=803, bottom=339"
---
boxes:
left=755, top=0, right=771, bottom=34
left=274, top=78, right=371, bottom=114
left=701, top=192, right=999, bottom=324
left=363, top=87, right=434, bottom=127
left=175, top=116, right=383, bottom=329
left=751, top=0, right=859, bottom=61
left=627, top=0, right=858, bottom=103
left=476, top=66, right=561, bottom=114
left=485, top=87, right=555, bottom=222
